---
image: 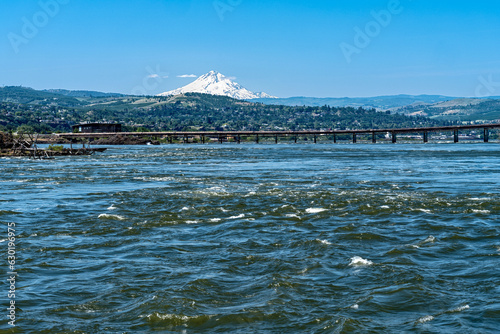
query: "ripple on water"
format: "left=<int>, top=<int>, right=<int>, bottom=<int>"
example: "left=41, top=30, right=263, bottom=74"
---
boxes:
left=3, top=144, right=500, bottom=332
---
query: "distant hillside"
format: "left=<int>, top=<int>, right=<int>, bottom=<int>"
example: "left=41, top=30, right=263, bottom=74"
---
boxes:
left=43, top=89, right=125, bottom=98
left=251, top=95, right=456, bottom=110
left=0, top=86, right=84, bottom=107
left=0, top=88, right=450, bottom=133
left=393, top=98, right=500, bottom=122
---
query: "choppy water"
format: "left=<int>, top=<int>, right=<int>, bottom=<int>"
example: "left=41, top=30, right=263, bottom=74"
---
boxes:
left=1, top=143, right=500, bottom=333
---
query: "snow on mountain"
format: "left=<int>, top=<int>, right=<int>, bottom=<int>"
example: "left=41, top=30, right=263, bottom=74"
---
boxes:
left=158, top=70, right=277, bottom=99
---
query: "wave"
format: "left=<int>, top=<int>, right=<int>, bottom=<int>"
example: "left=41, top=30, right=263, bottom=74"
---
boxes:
left=450, top=305, right=470, bottom=313
left=98, top=214, right=126, bottom=220
left=306, top=208, right=328, bottom=214
left=349, top=256, right=374, bottom=266
left=417, top=315, right=434, bottom=324
left=228, top=214, right=245, bottom=219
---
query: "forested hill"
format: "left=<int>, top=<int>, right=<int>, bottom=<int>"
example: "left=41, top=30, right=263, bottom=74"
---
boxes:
left=0, top=86, right=84, bottom=107
left=0, top=87, right=453, bottom=133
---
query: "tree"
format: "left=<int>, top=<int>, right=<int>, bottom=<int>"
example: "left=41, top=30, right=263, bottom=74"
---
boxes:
left=16, top=124, right=34, bottom=134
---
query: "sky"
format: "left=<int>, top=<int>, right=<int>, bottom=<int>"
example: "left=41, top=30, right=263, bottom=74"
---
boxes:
left=1, top=0, right=500, bottom=98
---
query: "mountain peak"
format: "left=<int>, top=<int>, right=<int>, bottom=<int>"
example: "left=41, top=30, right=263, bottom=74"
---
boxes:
left=199, top=70, right=225, bottom=83
left=158, top=71, right=277, bottom=100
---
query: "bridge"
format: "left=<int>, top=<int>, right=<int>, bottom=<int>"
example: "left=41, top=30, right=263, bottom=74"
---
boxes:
left=57, top=123, right=500, bottom=144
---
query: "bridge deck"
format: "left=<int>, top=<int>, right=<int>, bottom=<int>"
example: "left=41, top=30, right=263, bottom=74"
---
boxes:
left=57, top=123, right=500, bottom=139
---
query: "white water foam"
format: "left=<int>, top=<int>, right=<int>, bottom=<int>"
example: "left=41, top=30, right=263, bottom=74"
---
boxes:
left=417, top=315, right=434, bottom=323
left=107, top=205, right=117, bottom=210
left=98, top=214, right=126, bottom=220
left=209, top=218, right=222, bottom=222
left=450, top=305, right=470, bottom=312
left=147, top=313, right=189, bottom=321
left=150, top=177, right=175, bottom=182
left=306, top=208, right=328, bottom=214
left=423, top=236, right=435, bottom=244
left=470, top=197, right=490, bottom=201
left=229, top=214, right=245, bottom=219
left=316, top=239, right=332, bottom=245
left=349, top=256, right=374, bottom=267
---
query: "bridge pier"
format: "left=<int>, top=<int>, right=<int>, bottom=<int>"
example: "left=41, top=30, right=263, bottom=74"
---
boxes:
left=314, top=135, right=317, bottom=144
left=484, top=128, right=489, bottom=143
left=333, top=134, right=337, bottom=144
left=294, top=136, right=297, bottom=143
left=392, top=132, right=397, bottom=143
left=275, top=135, right=278, bottom=144
left=454, top=129, right=459, bottom=143
left=423, top=131, right=428, bottom=143
left=256, top=135, right=259, bottom=144
left=353, top=133, right=357, bottom=144
left=372, top=132, right=376, bottom=144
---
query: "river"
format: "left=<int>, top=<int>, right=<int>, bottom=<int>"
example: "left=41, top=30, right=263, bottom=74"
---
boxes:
left=1, top=143, right=499, bottom=332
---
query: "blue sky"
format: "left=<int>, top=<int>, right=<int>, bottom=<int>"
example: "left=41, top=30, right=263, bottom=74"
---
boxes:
left=1, top=0, right=500, bottom=97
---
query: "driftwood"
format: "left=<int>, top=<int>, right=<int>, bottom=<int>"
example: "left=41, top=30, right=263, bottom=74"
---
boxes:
left=1, top=146, right=107, bottom=158
left=0, top=132, right=106, bottom=158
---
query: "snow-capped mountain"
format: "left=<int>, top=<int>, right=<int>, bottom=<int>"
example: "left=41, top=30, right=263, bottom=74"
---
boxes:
left=158, top=71, right=277, bottom=99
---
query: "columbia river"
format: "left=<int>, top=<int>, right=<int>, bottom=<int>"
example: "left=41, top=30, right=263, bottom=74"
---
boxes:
left=1, top=143, right=500, bottom=332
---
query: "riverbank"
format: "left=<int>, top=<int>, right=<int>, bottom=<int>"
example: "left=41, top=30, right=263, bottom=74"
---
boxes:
left=0, top=147, right=107, bottom=158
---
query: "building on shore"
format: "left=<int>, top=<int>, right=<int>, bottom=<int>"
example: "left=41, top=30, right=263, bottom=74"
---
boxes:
left=72, top=123, right=122, bottom=133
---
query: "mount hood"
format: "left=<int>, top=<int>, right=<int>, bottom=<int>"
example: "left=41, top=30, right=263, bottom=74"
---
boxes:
left=158, top=71, right=276, bottom=99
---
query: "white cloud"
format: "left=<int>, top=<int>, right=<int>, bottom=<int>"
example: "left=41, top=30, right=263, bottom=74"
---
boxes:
left=177, top=74, right=197, bottom=78
left=147, top=74, right=168, bottom=79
